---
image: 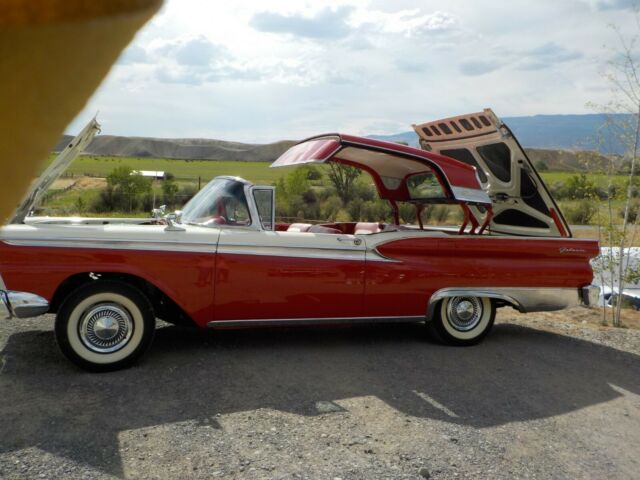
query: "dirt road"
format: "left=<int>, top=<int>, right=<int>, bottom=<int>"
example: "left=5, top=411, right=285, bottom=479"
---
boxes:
left=1, top=312, right=639, bottom=479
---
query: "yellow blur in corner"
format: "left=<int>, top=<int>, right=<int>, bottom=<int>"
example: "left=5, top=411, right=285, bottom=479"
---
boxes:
left=0, top=0, right=162, bottom=223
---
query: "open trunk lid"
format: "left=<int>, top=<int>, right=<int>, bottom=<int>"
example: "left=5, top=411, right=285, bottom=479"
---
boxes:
left=414, top=109, right=570, bottom=237
left=10, top=117, right=100, bottom=224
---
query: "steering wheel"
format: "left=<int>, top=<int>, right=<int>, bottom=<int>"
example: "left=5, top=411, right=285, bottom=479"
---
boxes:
left=210, top=215, right=227, bottom=225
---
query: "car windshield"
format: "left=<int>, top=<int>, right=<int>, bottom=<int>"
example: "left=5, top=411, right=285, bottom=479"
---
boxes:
left=181, top=177, right=251, bottom=227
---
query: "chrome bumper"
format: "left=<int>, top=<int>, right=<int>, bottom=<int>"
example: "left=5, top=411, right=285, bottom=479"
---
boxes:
left=0, top=275, right=49, bottom=319
left=428, top=285, right=601, bottom=318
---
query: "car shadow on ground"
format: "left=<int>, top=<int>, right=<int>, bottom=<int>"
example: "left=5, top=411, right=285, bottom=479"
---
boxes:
left=1, top=322, right=639, bottom=476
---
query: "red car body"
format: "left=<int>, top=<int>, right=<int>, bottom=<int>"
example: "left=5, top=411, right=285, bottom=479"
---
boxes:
left=0, top=110, right=600, bottom=371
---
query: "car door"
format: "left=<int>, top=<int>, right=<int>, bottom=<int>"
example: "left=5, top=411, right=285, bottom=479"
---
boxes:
left=212, top=228, right=366, bottom=322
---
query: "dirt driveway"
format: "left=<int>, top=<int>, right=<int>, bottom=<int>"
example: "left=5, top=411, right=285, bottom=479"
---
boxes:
left=0, top=312, right=639, bottom=479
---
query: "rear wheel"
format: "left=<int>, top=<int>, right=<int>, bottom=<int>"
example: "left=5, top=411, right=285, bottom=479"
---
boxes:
left=428, top=296, right=495, bottom=346
left=55, top=281, right=155, bottom=372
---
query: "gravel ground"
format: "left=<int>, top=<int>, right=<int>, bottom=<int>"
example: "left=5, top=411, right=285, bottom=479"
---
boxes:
left=1, top=309, right=639, bottom=480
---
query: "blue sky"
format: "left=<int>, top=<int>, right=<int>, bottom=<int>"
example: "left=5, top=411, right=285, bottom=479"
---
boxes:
left=68, top=0, right=638, bottom=143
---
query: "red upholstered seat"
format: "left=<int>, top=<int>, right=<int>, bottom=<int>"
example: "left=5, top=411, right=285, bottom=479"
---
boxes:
left=354, top=222, right=383, bottom=234
left=287, top=223, right=312, bottom=232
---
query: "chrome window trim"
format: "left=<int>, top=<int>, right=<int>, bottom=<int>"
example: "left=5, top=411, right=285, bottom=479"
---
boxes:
left=249, top=185, right=276, bottom=231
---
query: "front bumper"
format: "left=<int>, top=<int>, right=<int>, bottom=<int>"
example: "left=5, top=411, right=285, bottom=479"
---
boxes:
left=0, top=274, right=49, bottom=319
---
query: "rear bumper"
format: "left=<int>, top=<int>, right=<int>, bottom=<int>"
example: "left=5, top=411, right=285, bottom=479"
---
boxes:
left=579, top=285, right=600, bottom=308
left=428, top=285, right=601, bottom=318
left=1, top=275, right=49, bottom=319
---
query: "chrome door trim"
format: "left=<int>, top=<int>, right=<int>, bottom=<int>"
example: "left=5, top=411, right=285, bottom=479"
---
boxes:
left=207, top=315, right=425, bottom=328
left=2, top=238, right=215, bottom=253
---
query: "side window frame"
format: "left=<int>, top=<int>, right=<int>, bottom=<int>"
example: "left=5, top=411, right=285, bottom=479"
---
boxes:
left=250, top=186, right=276, bottom=231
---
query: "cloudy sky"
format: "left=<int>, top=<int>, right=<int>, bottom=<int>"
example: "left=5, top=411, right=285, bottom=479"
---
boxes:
left=68, top=0, right=638, bottom=143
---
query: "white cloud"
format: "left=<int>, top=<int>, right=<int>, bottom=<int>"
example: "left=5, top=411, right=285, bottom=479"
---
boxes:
left=351, top=9, right=458, bottom=37
left=67, top=0, right=640, bottom=143
left=250, top=6, right=355, bottom=39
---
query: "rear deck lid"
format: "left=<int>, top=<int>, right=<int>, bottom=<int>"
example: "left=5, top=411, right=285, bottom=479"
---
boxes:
left=414, top=109, right=570, bottom=237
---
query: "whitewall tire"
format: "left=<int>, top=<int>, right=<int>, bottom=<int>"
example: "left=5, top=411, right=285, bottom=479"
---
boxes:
left=429, top=296, right=495, bottom=346
left=55, top=281, right=155, bottom=372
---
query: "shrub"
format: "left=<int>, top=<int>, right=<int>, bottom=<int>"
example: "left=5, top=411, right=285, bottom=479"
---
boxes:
left=534, top=160, right=548, bottom=171
left=564, top=200, right=597, bottom=224
left=622, top=199, right=640, bottom=223
left=431, top=205, right=452, bottom=223
left=399, top=203, right=415, bottom=223
left=561, top=173, right=599, bottom=200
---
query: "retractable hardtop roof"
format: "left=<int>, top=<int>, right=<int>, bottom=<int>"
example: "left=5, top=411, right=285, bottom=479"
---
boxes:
left=271, top=133, right=490, bottom=206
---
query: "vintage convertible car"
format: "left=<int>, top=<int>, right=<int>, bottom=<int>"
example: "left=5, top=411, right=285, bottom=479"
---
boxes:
left=0, top=109, right=600, bottom=371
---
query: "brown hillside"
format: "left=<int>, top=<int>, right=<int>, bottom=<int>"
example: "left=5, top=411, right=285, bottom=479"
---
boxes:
left=525, top=148, right=613, bottom=172
left=54, top=134, right=614, bottom=170
left=54, top=135, right=296, bottom=162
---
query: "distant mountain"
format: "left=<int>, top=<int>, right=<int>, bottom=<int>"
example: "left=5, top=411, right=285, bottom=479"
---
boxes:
left=369, top=113, right=633, bottom=154
left=55, top=113, right=633, bottom=162
left=54, top=135, right=296, bottom=162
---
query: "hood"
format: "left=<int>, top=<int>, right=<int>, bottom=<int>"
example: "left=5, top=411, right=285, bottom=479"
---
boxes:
left=413, top=109, right=570, bottom=237
left=10, top=117, right=100, bottom=224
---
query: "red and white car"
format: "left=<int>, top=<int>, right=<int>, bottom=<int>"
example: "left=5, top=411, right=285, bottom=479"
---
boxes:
left=0, top=110, right=599, bottom=371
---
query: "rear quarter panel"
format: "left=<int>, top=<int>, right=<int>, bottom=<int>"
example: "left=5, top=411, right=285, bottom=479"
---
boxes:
left=365, top=236, right=599, bottom=317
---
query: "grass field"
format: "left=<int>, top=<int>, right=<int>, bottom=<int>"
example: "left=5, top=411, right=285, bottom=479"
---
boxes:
left=51, top=154, right=630, bottom=187
left=40, top=154, right=635, bottom=224
left=540, top=171, right=628, bottom=188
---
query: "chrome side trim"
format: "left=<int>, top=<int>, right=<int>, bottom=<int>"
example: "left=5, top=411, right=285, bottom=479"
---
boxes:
left=1, top=290, right=49, bottom=319
left=426, top=286, right=600, bottom=320
left=367, top=249, right=401, bottom=263
left=208, top=315, right=424, bottom=328
left=3, top=238, right=215, bottom=253
left=217, top=244, right=366, bottom=261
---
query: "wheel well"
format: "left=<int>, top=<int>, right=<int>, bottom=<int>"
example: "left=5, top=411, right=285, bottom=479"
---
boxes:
left=427, top=294, right=518, bottom=321
left=50, top=272, right=197, bottom=327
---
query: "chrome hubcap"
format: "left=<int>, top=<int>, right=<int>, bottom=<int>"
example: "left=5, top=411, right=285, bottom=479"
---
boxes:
left=79, top=303, right=133, bottom=353
left=446, top=297, right=483, bottom=331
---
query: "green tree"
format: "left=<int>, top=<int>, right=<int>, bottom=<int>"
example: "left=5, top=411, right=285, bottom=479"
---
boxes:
left=326, top=163, right=361, bottom=203
left=107, top=166, right=152, bottom=212
left=162, top=177, right=179, bottom=206
left=589, top=6, right=640, bottom=327
left=284, top=168, right=311, bottom=197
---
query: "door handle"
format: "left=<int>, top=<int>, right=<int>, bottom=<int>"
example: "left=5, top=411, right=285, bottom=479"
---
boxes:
left=337, top=237, right=362, bottom=246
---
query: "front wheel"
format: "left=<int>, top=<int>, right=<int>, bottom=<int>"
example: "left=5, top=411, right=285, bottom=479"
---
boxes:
left=428, top=296, right=495, bottom=346
left=55, top=281, right=156, bottom=372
